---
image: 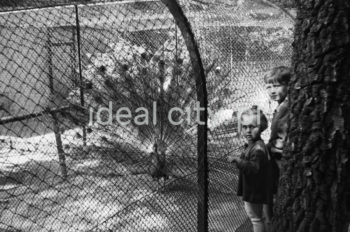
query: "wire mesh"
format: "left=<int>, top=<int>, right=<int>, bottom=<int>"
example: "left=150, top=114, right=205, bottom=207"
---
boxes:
left=174, top=1, right=294, bottom=231
left=0, top=0, right=294, bottom=231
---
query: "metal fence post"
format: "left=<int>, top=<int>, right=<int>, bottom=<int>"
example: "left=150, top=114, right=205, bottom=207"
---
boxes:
left=161, top=1, right=209, bottom=231
left=47, top=28, right=68, bottom=180
left=75, top=4, right=87, bottom=146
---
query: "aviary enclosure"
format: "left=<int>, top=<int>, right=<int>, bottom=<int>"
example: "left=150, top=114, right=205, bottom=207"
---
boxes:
left=0, top=0, right=293, bottom=231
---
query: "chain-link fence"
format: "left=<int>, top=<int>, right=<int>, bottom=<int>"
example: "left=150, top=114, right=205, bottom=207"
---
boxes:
left=0, top=0, right=294, bottom=231
left=180, top=2, right=294, bottom=231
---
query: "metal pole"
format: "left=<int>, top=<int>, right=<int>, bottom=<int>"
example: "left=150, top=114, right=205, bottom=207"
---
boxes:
left=47, top=28, right=68, bottom=180
left=0, top=106, right=75, bottom=125
left=175, top=19, right=179, bottom=86
left=75, top=5, right=87, bottom=146
left=161, top=1, right=208, bottom=231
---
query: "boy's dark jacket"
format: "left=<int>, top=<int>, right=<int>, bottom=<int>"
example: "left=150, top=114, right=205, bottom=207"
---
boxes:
left=237, top=139, right=273, bottom=204
left=268, top=98, right=289, bottom=159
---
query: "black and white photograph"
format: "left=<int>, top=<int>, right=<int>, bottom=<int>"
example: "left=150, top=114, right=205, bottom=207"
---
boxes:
left=0, top=0, right=349, bottom=231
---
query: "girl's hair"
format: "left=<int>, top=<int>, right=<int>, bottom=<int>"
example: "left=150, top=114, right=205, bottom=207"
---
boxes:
left=239, top=105, right=268, bottom=132
left=264, top=66, right=291, bottom=85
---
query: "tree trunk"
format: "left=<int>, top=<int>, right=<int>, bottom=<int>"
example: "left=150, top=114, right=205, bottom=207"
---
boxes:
left=271, top=1, right=350, bottom=232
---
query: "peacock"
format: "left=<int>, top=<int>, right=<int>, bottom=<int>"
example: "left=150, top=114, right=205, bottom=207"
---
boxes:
left=148, top=143, right=170, bottom=191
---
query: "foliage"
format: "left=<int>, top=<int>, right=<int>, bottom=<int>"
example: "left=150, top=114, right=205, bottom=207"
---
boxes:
left=264, top=0, right=295, bottom=8
left=246, top=27, right=293, bottom=59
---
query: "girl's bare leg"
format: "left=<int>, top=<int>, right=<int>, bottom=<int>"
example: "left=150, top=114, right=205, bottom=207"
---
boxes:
left=244, top=201, right=265, bottom=232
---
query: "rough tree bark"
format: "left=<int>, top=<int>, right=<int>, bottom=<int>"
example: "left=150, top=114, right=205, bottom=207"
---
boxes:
left=271, top=0, right=350, bottom=232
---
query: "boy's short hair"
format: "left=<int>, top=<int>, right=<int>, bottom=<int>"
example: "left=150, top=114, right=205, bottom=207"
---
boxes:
left=239, top=105, right=268, bottom=132
left=264, top=66, right=291, bottom=85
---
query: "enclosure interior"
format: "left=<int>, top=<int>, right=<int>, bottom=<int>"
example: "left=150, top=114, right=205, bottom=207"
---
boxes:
left=0, top=0, right=293, bottom=231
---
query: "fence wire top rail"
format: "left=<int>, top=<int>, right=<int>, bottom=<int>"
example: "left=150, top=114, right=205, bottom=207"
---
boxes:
left=0, top=0, right=294, bottom=30
left=0, top=0, right=159, bottom=13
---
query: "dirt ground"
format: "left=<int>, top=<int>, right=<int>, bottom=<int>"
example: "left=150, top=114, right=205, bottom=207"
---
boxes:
left=0, top=132, right=248, bottom=232
left=0, top=167, right=247, bottom=232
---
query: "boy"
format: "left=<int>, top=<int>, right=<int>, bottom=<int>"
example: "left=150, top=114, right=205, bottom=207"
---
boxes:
left=264, top=66, right=290, bottom=162
left=264, top=66, right=291, bottom=185
left=264, top=66, right=291, bottom=218
left=228, top=106, right=272, bottom=232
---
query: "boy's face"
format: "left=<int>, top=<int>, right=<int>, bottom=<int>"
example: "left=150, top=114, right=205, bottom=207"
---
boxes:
left=241, top=114, right=260, bottom=142
left=266, top=83, right=287, bottom=103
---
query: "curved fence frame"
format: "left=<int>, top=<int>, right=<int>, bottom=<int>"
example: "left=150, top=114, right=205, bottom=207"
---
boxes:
left=161, top=1, right=209, bottom=231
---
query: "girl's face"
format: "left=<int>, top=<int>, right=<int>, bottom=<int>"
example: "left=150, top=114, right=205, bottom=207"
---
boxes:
left=241, top=114, right=261, bottom=142
left=265, top=82, right=287, bottom=103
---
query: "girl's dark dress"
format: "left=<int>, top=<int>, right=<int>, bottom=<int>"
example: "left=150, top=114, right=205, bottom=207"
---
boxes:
left=237, top=139, right=273, bottom=204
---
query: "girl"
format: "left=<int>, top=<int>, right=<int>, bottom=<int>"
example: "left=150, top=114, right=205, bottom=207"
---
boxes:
left=228, top=106, right=272, bottom=232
